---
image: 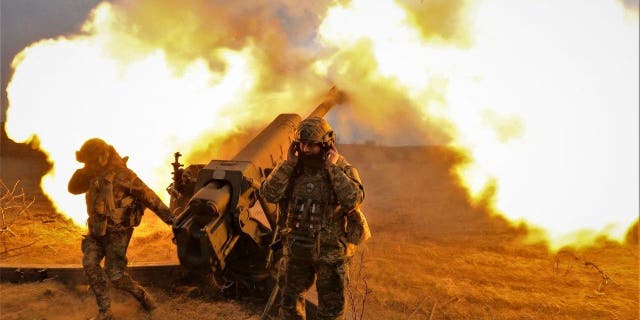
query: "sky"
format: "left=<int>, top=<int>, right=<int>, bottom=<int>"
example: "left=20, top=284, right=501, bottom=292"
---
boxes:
left=1, top=0, right=101, bottom=123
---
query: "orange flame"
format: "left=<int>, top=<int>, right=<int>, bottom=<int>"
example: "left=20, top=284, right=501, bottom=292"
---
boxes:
left=5, top=0, right=638, bottom=251
left=316, top=0, right=639, bottom=250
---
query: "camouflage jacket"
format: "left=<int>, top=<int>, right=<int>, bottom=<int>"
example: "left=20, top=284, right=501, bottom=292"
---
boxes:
left=69, top=163, right=174, bottom=235
left=260, top=155, right=364, bottom=261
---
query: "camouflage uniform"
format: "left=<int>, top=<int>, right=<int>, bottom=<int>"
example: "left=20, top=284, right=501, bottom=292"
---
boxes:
left=69, top=139, right=174, bottom=319
left=261, top=130, right=364, bottom=319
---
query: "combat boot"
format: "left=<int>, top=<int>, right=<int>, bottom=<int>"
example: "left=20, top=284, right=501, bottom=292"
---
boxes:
left=111, top=275, right=157, bottom=312
left=136, top=288, right=157, bottom=311
left=91, top=309, right=113, bottom=320
left=91, top=295, right=113, bottom=320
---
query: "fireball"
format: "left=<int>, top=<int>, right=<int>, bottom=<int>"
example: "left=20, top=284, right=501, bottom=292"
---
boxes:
left=6, top=0, right=638, bottom=250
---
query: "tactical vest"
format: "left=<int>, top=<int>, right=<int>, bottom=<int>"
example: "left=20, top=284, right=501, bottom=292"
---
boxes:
left=86, top=173, right=143, bottom=236
left=285, top=168, right=337, bottom=240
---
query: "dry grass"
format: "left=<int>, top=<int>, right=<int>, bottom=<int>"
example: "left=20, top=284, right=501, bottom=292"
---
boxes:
left=353, top=235, right=637, bottom=319
left=340, top=145, right=638, bottom=320
left=0, top=281, right=259, bottom=320
left=1, top=145, right=638, bottom=319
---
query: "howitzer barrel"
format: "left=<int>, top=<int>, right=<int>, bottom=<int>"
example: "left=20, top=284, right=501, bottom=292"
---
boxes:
left=306, top=86, right=345, bottom=119
left=233, top=114, right=301, bottom=169
left=233, top=87, right=345, bottom=169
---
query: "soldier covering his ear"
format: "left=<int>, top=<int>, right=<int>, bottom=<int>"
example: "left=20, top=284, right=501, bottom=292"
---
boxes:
left=261, top=117, right=369, bottom=320
left=69, top=138, right=175, bottom=320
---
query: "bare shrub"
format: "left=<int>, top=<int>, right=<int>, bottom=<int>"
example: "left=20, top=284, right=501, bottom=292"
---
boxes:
left=346, top=249, right=373, bottom=320
left=553, top=251, right=616, bottom=294
left=0, top=180, right=35, bottom=255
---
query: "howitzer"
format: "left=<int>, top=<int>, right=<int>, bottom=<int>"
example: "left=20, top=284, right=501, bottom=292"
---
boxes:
left=170, top=88, right=345, bottom=287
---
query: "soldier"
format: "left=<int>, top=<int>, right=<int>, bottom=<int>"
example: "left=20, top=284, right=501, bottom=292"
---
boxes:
left=261, top=117, right=365, bottom=320
left=68, top=138, right=175, bottom=320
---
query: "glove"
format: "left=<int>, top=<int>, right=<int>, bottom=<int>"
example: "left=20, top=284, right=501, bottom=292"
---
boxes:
left=286, top=142, right=299, bottom=166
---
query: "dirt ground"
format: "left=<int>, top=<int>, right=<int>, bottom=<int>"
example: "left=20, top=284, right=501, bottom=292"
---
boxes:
left=0, top=133, right=638, bottom=319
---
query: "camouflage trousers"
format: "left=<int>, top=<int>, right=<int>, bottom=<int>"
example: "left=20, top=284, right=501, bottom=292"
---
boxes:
left=81, top=226, right=147, bottom=311
left=278, top=256, right=347, bottom=320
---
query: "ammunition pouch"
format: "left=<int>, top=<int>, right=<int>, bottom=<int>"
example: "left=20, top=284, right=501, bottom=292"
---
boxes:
left=86, top=174, right=115, bottom=237
left=283, top=236, right=315, bottom=260
left=287, top=197, right=325, bottom=234
left=109, top=196, right=144, bottom=227
left=87, top=214, right=108, bottom=237
left=345, top=208, right=371, bottom=245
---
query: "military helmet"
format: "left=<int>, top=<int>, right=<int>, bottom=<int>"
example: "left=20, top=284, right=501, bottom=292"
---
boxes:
left=75, top=138, right=111, bottom=163
left=295, top=117, right=335, bottom=145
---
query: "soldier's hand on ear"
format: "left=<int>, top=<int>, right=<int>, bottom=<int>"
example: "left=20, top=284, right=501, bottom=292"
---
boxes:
left=286, top=142, right=299, bottom=166
left=325, top=144, right=339, bottom=166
